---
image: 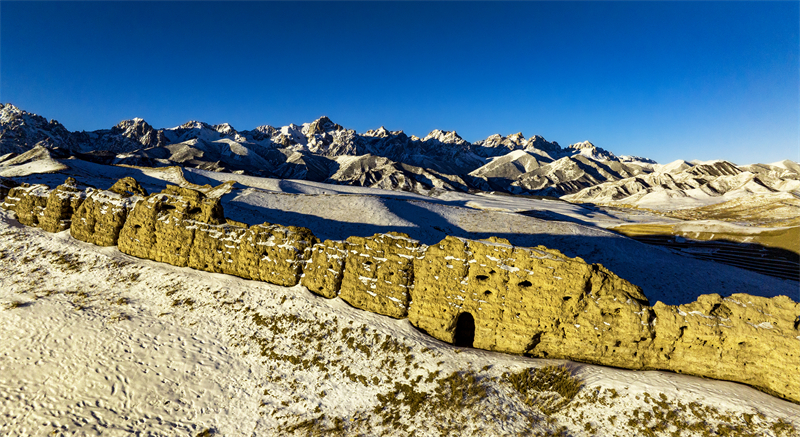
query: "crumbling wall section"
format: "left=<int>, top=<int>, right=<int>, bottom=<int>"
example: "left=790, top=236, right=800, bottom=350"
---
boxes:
left=409, top=236, right=654, bottom=370
left=39, top=178, right=87, bottom=233
left=233, top=223, right=318, bottom=286
left=2, top=183, right=51, bottom=227
left=70, top=189, right=140, bottom=246
left=301, top=240, right=349, bottom=298
left=118, top=185, right=226, bottom=266
left=650, top=294, right=799, bottom=404
left=338, top=232, right=423, bottom=319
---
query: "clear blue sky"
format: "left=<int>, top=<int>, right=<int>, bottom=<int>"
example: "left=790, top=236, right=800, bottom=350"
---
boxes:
left=2, top=1, right=798, bottom=164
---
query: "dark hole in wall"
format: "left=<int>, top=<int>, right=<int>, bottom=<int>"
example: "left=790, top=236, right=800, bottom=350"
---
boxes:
left=476, top=275, right=489, bottom=281
left=527, top=332, right=542, bottom=353
left=453, top=312, right=476, bottom=348
left=484, top=290, right=492, bottom=297
left=563, top=296, right=572, bottom=301
left=187, top=207, right=201, bottom=215
left=518, top=280, right=532, bottom=288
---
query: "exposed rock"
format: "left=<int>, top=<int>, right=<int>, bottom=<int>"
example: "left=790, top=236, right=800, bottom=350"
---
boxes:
left=39, top=178, right=86, bottom=233
left=338, top=232, right=423, bottom=318
left=409, top=236, right=652, bottom=368
left=301, top=240, right=349, bottom=298
left=108, top=176, right=148, bottom=197
left=2, top=183, right=51, bottom=226
left=650, top=294, right=799, bottom=403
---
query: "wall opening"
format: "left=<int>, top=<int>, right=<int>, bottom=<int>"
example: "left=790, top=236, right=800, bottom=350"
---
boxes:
left=453, top=312, right=476, bottom=348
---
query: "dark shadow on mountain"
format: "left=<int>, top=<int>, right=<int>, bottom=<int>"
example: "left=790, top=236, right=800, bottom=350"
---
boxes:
left=583, top=157, right=624, bottom=180
left=271, top=152, right=336, bottom=182
left=570, top=157, right=619, bottom=185
left=480, top=176, right=515, bottom=192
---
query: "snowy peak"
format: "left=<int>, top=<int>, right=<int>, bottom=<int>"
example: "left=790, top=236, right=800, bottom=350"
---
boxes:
left=472, top=132, right=563, bottom=160
left=112, top=118, right=166, bottom=148
left=163, top=120, right=228, bottom=144
left=566, top=141, right=618, bottom=161
left=364, top=126, right=392, bottom=138
left=303, top=116, right=342, bottom=137
left=242, top=125, right=277, bottom=142
left=423, top=129, right=466, bottom=145
left=2, top=102, right=796, bottom=201
left=212, top=122, right=237, bottom=136
left=0, top=103, right=74, bottom=155
left=619, top=155, right=658, bottom=165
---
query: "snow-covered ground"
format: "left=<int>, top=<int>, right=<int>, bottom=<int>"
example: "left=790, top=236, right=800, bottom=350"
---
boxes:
left=1, top=211, right=798, bottom=437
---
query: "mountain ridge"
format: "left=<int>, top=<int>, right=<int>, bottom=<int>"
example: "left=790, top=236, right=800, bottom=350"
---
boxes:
left=1, top=103, right=797, bottom=207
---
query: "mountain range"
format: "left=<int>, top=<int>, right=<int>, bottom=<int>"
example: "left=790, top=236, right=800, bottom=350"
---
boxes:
left=1, top=103, right=797, bottom=209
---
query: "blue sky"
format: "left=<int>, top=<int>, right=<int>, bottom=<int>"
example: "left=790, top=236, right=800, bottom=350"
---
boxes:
left=2, top=1, right=798, bottom=164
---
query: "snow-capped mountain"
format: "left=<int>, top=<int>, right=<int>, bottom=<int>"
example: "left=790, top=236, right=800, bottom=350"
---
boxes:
left=0, top=103, right=74, bottom=154
left=562, top=159, right=800, bottom=211
left=0, top=103, right=797, bottom=204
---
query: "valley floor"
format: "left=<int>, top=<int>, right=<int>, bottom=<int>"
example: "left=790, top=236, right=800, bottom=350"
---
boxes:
left=1, top=211, right=798, bottom=437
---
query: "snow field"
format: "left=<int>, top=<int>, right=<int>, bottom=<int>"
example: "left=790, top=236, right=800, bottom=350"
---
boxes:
left=1, top=211, right=798, bottom=436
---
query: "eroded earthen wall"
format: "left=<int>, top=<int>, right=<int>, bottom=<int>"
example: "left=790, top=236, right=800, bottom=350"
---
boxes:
left=649, top=294, right=800, bottom=403
left=409, top=236, right=654, bottom=367
left=71, top=190, right=141, bottom=246
left=39, top=178, right=86, bottom=233
left=0, top=176, right=797, bottom=403
left=338, top=232, right=422, bottom=319
left=301, top=239, right=349, bottom=298
left=2, top=183, right=52, bottom=227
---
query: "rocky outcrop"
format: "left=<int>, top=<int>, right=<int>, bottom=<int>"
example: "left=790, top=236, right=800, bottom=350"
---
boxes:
left=338, top=232, right=422, bottom=318
left=0, top=175, right=797, bottom=403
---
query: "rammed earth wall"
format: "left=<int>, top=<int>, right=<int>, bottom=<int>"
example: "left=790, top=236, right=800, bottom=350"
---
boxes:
left=2, top=177, right=798, bottom=404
